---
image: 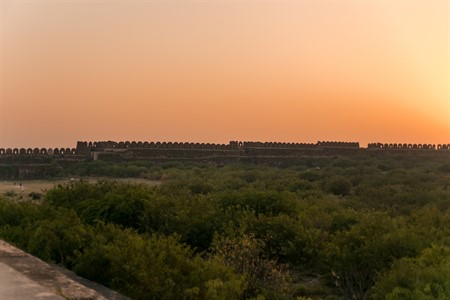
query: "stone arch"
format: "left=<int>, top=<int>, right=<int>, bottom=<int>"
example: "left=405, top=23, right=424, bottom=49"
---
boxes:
left=137, top=142, right=143, bottom=148
left=47, top=148, right=54, bottom=155
left=149, top=142, right=155, bottom=148
left=124, top=141, right=131, bottom=148
left=0, top=148, right=4, bottom=155
left=6, top=148, right=12, bottom=154
left=71, top=148, right=77, bottom=155
left=26, top=148, right=32, bottom=154
left=40, top=148, right=47, bottom=154
left=33, top=148, right=39, bottom=154
left=131, top=141, right=137, bottom=148
left=118, top=142, right=125, bottom=148
left=59, top=148, right=65, bottom=155
left=238, top=141, right=243, bottom=147
left=19, top=148, right=26, bottom=155
left=143, top=142, right=149, bottom=148
left=438, top=144, right=442, bottom=150
left=93, top=142, right=98, bottom=148
left=54, top=148, right=60, bottom=155
left=155, top=142, right=161, bottom=148
left=161, top=142, right=167, bottom=148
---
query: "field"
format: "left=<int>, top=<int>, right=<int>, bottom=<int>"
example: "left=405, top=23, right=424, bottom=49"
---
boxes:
left=0, top=178, right=160, bottom=202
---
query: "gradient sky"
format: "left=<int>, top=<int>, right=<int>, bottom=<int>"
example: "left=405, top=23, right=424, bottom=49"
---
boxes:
left=0, top=0, right=449, bottom=148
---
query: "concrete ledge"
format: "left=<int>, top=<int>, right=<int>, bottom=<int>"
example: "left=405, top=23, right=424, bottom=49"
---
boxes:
left=0, top=240, right=129, bottom=300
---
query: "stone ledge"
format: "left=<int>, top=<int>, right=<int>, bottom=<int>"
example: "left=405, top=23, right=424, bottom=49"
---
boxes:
left=0, top=240, right=129, bottom=300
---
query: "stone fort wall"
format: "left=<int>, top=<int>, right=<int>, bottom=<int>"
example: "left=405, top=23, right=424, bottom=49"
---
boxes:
left=0, top=141, right=449, bottom=160
left=0, top=140, right=448, bottom=180
left=0, top=147, right=78, bottom=156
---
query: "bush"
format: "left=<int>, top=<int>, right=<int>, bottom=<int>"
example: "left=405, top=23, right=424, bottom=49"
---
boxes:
left=326, top=177, right=352, bottom=196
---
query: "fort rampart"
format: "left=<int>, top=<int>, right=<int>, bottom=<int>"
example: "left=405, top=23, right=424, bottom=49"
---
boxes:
left=0, top=140, right=448, bottom=180
left=0, top=141, right=449, bottom=160
left=0, top=148, right=78, bottom=156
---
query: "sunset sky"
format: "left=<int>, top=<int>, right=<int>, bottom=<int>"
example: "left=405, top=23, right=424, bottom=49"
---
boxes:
left=0, top=0, right=449, bottom=148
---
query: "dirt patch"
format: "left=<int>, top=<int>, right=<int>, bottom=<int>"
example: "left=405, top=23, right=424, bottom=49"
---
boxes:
left=0, top=178, right=161, bottom=202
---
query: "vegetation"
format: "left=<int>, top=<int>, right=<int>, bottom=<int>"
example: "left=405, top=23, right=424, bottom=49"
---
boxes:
left=0, top=154, right=450, bottom=299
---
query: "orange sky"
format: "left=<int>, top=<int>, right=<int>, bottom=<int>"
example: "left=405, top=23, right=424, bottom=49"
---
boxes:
left=0, top=0, right=449, bottom=148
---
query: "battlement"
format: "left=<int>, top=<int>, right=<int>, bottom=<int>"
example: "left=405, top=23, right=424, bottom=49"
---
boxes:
left=0, top=147, right=78, bottom=156
left=76, top=140, right=361, bottom=151
left=0, top=141, right=449, bottom=159
left=0, top=140, right=448, bottom=180
left=367, top=143, right=450, bottom=150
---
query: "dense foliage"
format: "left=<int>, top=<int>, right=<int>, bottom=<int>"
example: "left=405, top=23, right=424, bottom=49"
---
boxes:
left=1, top=154, right=450, bottom=299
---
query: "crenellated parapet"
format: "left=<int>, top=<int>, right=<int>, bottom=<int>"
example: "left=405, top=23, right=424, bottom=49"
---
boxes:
left=2, top=140, right=449, bottom=160
left=78, top=141, right=233, bottom=150
left=367, top=143, right=450, bottom=150
left=242, top=141, right=317, bottom=149
left=0, top=148, right=78, bottom=156
left=316, top=141, right=360, bottom=148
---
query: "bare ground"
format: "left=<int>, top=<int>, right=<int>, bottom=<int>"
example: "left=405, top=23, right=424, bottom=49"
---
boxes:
left=0, top=178, right=160, bottom=202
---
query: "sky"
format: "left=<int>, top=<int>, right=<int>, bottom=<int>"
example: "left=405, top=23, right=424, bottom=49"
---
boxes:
left=0, top=0, right=449, bottom=148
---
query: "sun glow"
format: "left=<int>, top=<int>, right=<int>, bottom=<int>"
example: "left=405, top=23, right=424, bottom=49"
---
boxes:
left=0, top=1, right=448, bottom=148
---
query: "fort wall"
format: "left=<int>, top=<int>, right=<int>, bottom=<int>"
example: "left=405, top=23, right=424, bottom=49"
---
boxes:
left=0, top=140, right=448, bottom=180
left=0, top=141, right=448, bottom=161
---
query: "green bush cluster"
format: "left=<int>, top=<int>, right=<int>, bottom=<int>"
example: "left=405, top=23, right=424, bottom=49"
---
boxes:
left=0, top=154, right=449, bottom=299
